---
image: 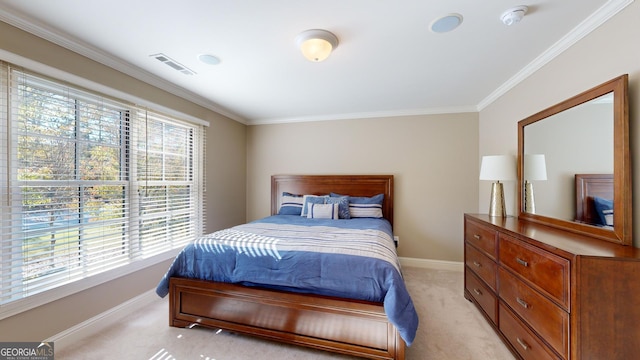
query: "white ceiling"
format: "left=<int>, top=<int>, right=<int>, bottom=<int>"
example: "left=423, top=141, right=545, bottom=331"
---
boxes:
left=0, top=0, right=629, bottom=125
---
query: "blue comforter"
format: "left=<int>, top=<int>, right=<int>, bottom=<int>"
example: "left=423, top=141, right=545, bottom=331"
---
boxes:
left=155, top=215, right=418, bottom=346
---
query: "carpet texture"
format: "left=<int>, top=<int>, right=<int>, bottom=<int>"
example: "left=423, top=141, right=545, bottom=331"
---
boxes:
left=56, top=267, right=515, bottom=359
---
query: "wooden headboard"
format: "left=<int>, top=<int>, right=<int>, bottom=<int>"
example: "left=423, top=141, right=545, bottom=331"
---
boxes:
left=575, top=174, right=613, bottom=224
left=271, top=175, right=394, bottom=226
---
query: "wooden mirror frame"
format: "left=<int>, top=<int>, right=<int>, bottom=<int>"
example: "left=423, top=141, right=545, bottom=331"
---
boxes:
left=517, top=74, right=632, bottom=245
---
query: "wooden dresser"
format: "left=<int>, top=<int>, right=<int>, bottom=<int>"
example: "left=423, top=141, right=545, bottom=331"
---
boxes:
left=464, top=213, right=640, bottom=360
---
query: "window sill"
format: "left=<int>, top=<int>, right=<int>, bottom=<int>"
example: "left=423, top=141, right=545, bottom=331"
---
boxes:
left=0, top=248, right=181, bottom=321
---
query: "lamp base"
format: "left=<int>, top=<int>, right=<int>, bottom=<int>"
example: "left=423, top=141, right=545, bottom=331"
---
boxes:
left=489, top=182, right=506, bottom=217
left=524, top=180, right=535, bottom=213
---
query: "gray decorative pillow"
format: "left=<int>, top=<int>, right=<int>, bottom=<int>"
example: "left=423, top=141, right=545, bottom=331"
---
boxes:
left=325, top=196, right=350, bottom=219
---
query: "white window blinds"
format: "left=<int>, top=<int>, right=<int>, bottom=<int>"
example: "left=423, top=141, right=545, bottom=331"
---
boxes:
left=0, top=65, right=205, bottom=308
left=133, top=110, right=204, bottom=257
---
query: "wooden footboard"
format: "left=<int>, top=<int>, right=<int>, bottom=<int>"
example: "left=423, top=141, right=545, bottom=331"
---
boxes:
left=169, top=277, right=405, bottom=360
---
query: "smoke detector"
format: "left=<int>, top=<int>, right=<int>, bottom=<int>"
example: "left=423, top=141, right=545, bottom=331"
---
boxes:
left=501, top=5, right=528, bottom=26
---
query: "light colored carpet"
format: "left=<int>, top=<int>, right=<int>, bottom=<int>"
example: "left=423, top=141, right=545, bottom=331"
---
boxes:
left=56, top=267, right=515, bottom=359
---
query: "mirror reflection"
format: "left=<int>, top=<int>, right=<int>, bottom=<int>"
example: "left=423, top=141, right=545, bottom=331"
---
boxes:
left=518, top=74, right=630, bottom=245
left=523, top=93, right=614, bottom=226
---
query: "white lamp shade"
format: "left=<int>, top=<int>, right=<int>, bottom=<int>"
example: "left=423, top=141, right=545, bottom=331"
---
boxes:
left=296, top=29, right=338, bottom=62
left=480, top=155, right=516, bottom=181
left=524, top=154, right=547, bottom=181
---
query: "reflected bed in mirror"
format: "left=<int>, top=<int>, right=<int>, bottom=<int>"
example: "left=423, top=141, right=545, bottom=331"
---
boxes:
left=575, top=174, right=613, bottom=227
left=518, top=74, right=631, bottom=246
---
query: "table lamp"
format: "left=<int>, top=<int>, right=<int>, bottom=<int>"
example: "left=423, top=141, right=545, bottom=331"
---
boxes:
left=523, top=154, right=547, bottom=213
left=480, top=155, right=516, bottom=217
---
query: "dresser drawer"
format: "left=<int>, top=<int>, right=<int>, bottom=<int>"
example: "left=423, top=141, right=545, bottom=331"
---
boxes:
left=499, top=267, right=569, bottom=358
left=465, top=267, right=497, bottom=324
left=465, top=220, right=497, bottom=259
left=499, top=234, right=570, bottom=309
left=465, top=243, right=497, bottom=291
left=499, top=303, right=561, bottom=360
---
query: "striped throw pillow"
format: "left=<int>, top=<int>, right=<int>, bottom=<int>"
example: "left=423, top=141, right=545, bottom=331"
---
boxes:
left=307, top=203, right=339, bottom=219
left=278, top=192, right=304, bottom=215
left=347, top=193, right=384, bottom=218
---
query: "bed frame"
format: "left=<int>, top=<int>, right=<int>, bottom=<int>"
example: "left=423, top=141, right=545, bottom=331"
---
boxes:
left=575, top=173, right=613, bottom=224
left=168, top=174, right=406, bottom=360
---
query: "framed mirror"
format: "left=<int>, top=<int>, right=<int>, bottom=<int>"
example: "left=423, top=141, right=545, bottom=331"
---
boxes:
left=517, top=74, right=631, bottom=245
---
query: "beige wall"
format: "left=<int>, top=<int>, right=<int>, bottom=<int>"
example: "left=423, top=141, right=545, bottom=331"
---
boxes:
left=204, top=117, right=248, bottom=233
left=247, top=113, right=479, bottom=261
left=0, top=21, right=247, bottom=340
left=479, top=2, right=640, bottom=247
left=526, top=102, right=613, bottom=220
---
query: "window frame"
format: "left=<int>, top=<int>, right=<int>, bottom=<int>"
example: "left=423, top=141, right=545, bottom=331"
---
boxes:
left=0, top=62, right=206, bottom=320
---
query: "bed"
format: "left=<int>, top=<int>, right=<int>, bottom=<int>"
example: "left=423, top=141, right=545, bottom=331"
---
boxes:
left=575, top=173, right=613, bottom=226
left=155, top=174, right=417, bottom=360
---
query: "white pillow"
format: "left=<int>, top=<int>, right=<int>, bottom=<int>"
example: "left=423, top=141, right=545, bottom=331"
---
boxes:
left=349, top=203, right=383, bottom=218
left=307, top=203, right=339, bottom=219
left=603, top=209, right=613, bottom=226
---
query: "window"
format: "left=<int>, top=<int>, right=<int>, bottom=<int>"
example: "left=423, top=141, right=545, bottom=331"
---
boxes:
left=134, top=110, right=204, bottom=256
left=0, top=64, right=205, bottom=311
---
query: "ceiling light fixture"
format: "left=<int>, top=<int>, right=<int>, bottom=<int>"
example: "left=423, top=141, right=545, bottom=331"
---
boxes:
left=501, top=5, right=528, bottom=26
left=295, top=29, right=338, bottom=62
left=430, top=13, right=463, bottom=33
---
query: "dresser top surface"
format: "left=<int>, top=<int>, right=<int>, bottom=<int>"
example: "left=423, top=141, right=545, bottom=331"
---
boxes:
left=465, top=214, right=640, bottom=259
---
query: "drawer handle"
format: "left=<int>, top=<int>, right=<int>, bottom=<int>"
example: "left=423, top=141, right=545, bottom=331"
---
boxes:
left=473, top=288, right=482, bottom=296
left=516, top=337, right=529, bottom=351
left=516, top=257, right=529, bottom=267
left=473, top=261, right=481, bottom=267
left=473, top=234, right=481, bottom=240
left=516, top=297, right=529, bottom=309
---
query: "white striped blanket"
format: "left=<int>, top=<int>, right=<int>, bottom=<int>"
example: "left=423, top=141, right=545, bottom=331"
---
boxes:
left=194, top=222, right=401, bottom=273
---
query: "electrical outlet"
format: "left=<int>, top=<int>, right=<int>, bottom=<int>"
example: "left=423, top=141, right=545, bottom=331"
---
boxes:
left=394, top=235, right=399, bottom=245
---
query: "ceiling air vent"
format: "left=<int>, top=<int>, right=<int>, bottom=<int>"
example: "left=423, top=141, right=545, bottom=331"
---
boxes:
left=150, top=53, right=196, bottom=75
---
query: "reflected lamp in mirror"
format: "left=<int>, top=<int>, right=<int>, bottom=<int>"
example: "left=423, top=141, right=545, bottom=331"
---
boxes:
left=480, top=155, right=517, bottom=217
left=523, top=154, right=547, bottom=214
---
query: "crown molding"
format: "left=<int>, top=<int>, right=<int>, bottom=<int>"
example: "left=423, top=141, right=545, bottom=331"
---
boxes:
left=0, top=10, right=246, bottom=124
left=247, top=105, right=479, bottom=125
left=478, top=0, right=634, bottom=110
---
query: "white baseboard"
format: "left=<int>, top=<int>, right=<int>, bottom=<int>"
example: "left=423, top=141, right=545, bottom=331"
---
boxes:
left=46, top=289, right=160, bottom=351
left=400, top=257, right=464, bottom=272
